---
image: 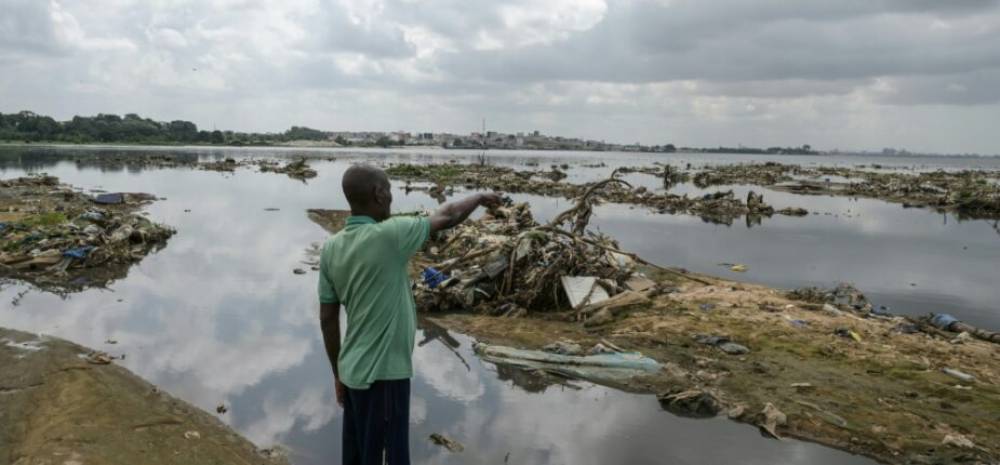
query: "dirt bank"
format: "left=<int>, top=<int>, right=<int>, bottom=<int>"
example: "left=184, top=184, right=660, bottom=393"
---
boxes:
left=0, top=327, right=287, bottom=465
left=427, top=270, right=1000, bottom=465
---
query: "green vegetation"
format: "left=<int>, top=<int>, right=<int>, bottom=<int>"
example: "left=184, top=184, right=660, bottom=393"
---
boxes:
left=20, top=212, right=68, bottom=227
left=0, top=111, right=327, bottom=146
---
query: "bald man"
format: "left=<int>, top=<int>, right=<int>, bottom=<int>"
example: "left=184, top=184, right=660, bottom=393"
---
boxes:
left=318, top=164, right=500, bottom=465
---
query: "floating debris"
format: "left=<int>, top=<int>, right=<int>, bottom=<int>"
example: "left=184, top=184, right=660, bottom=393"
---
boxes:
left=258, top=158, right=317, bottom=181
left=385, top=163, right=809, bottom=226
left=429, top=433, right=464, bottom=453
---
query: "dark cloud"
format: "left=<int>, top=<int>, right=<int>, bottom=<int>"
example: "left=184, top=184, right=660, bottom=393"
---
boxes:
left=437, top=0, right=1000, bottom=88
left=1, top=0, right=999, bottom=153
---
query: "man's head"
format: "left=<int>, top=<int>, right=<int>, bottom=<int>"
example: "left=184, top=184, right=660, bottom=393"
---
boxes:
left=342, top=164, right=392, bottom=221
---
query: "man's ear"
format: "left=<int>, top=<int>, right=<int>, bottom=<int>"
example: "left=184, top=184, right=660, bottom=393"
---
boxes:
left=373, top=184, right=389, bottom=206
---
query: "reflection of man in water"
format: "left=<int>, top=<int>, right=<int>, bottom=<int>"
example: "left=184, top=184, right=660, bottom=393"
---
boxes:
left=318, top=165, right=500, bottom=464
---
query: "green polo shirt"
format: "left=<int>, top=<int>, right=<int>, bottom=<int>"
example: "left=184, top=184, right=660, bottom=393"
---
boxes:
left=318, top=214, right=430, bottom=389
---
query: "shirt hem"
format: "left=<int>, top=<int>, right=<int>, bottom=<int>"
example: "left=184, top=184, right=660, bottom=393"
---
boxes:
left=342, top=371, right=413, bottom=390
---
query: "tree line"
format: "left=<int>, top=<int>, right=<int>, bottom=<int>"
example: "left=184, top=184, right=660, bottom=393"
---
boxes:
left=0, top=111, right=327, bottom=145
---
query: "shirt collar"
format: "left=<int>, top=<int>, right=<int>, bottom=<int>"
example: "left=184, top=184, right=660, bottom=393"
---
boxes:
left=346, top=215, right=377, bottom=226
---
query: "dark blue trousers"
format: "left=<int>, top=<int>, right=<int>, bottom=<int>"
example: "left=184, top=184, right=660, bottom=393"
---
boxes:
left=343, top=379, right=411, bottom=465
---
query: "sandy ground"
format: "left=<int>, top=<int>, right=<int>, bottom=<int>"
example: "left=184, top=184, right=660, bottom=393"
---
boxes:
left=0, top=327, right=287, bottom=465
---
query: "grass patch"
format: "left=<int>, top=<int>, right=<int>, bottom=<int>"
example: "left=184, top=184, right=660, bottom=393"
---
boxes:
left=20, top=212, right=67, bottom=227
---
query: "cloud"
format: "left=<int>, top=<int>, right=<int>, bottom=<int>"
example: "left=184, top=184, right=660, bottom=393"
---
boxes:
left=1, top=0, right=1000, bottom=152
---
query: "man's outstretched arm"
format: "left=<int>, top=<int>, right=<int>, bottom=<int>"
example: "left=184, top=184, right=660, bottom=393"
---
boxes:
left=429, top=192, right=502, bottom=234
left=319, top=302, right=347, bottom=406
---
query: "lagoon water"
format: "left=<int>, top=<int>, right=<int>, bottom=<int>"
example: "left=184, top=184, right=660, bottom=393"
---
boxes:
left=3, top=145, right=998, bottom=464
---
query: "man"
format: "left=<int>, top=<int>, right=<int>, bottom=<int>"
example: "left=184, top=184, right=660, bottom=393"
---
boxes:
left=318, top=164, right=501, bottom=465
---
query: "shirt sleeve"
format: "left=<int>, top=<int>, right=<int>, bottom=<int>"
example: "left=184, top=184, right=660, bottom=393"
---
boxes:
left=317, top=243, right=340, bottom=304
left=387, top=215, right=430, bottom=260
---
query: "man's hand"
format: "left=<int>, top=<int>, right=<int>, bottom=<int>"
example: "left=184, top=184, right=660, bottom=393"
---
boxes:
left=335, top=379, right=347, bottom=408
left=430, top=192, right=505, bottom=234
left=479, top=192, right=503, bottom=208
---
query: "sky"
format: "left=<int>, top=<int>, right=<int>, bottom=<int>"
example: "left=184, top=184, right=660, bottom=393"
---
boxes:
left=2, top=0, right=1000, bottom=154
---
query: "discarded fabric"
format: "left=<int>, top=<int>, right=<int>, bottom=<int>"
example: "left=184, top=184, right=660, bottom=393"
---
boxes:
left=94, top=193, right=125, bottom=205
left=929, top=313, right=959, bottom=331
left=63, top=246, right=95, bottom=260
left=474, top=342, right=659, bottom=388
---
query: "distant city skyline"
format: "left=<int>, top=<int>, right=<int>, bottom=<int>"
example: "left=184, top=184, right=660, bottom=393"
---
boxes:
left=2, top=1, right=1000, bottom=154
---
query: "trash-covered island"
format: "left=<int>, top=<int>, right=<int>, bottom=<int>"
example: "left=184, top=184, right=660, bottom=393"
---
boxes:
left=310, top=178, right=1000, bottom=465
left=0, top=175, right=175, bottom=293
left=0, top=175, right=174, bottom=292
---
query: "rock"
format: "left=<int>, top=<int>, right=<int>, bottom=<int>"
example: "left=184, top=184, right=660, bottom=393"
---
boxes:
left=942, top=433, right=975, bottom=449
left=588, top=343, right=617, bottom=355
left=657, top=390, right=722, bottom=418
left=727, top=405, right=746, bottom=419
left=584, top=308, right=614, bottom=327
left=758, top=403, right=787, bottom=439
left=580, top=290, right=650, bottom=316
left=85, top=351, right=113, bottom=365
left=83, top=224, right=103, bottom=236
left=822, top=304, right=843, bottom=316
left=718, top=342, right=750, bottom=355
left=542, top=341, right=583, bottom=356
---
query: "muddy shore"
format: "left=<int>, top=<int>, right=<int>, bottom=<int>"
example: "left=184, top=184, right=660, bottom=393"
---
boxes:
left=425, top=273, right=1000, bottom=465
left=0, top=327, right=287, bottom=465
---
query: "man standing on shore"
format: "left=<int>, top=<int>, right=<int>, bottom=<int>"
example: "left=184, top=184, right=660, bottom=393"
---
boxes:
left=318, top=164, right=500, bottom=465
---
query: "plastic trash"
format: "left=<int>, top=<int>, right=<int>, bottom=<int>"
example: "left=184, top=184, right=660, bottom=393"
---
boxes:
left=80, top=211, right=105, bottom=222
left=94, top=193, right=125, bottom=205
left=930, top=313, right=959, bottom=331
left=789, top=319, right=809, bottom=328
left=941, top=368, right=975, bottom=383
left=0, top=222, right=8, bottom=233
left=474, top=342, right=660, bottom=388
left=834, top=328, right=862, bottom=342
left=694, top=334, right=750, bottom=355
left=561, top=276, right=610, bottom=308
left=62, top=246, right=95, bottom=260
left=421, top=267, right=449, bottom=289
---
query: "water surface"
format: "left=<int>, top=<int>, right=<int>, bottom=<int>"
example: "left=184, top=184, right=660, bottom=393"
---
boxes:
left=4, top=145, right=997, bottom=464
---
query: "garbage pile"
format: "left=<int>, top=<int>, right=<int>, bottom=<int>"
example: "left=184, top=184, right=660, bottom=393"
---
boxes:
left=786, top=282, right=874, bottom=314
left=414, top=183, right=671, bottom=320
left=0, top=175, right=175, bottom=292
left=258, top=158, right=317, bottom=180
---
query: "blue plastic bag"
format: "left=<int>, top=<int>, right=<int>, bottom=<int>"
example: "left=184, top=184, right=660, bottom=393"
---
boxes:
left=63, top=246, right=95, bottom=260
left=421, top=267, right=449, bottom=289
